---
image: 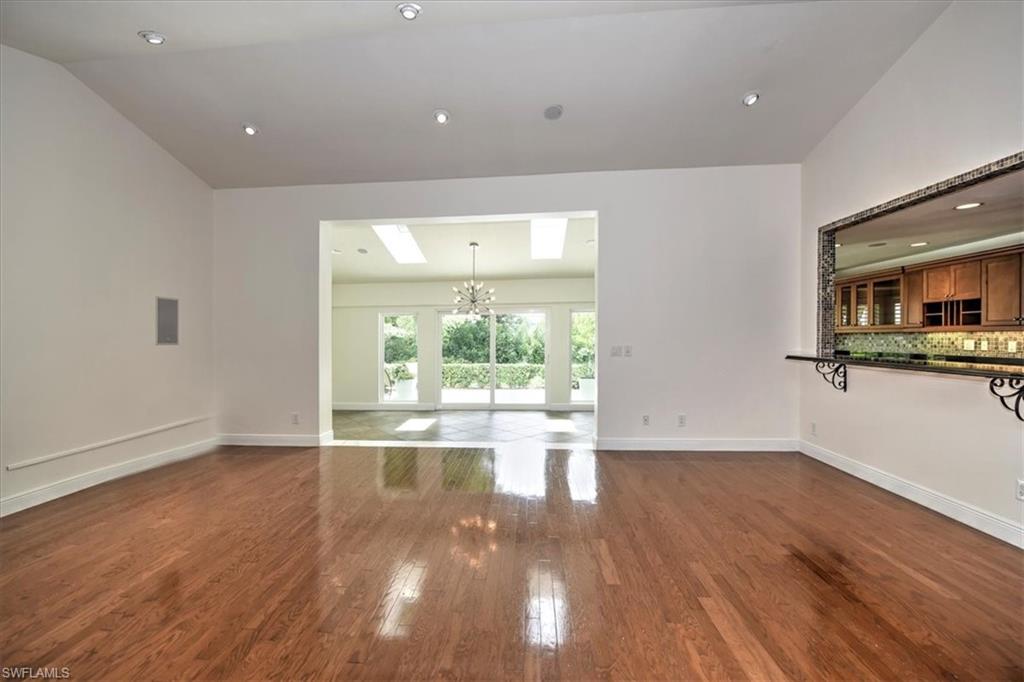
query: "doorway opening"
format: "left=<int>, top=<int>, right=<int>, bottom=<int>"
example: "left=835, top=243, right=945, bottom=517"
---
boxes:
left=321, top=211, right=597, bottom=447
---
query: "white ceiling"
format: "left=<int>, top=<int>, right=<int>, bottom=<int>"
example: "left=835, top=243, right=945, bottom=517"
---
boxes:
left=329, top=216, right=596, bottom=283
left=836, top=170, right=1024, bottom=273
left=1, top=0, right=949, bottom=188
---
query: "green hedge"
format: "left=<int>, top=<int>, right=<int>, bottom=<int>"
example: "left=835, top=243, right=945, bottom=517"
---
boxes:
left=442, top=363, right=546, bottom=389
left=572, top=362, right=595, bottom=381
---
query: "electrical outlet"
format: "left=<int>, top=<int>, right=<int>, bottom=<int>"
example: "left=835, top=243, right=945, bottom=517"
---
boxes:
left=677, top=414, right=687, bottom=427
left=642, top=415, right=650, bottom=426
left=963, top=339, right=976, bottom=351
left=810, top=421, right=817, bottom=437
left=291, top=412, right=300, bottom=425
left=979, top=339, right=989, bottom=351
left=611, top=345, right=623, bottom=357
left=623, top=345, right=633, bottom=358
left=1017, top=479, right=1024, bottom=501
left=1009, top=340, right=1019, bottom=353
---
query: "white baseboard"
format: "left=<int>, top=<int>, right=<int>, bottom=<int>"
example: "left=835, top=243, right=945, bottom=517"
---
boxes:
left=319, top=430, right=334, bottom=445
left=800, top=440, right=1023, bottom=549
left=332, top=402, right=436, bottom=411
left=548, top=403, right=595, bottom=412
left=0, top=437, right=219, bottom=517
left=219, top=433, right=324, bottom=447
left=595, top=437, right=799, bottom=451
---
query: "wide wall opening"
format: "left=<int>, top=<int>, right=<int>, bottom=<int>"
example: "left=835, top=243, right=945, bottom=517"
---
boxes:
left=321, top=212, right=597, bottom=446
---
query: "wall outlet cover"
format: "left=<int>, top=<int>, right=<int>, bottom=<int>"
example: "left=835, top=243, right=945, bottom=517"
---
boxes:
left=641, top=415, right=650, bottom=426
left=677, top=414, right=687, bottom=427
left=963, top=339, right=976, bottom=351
left=623, top=345, right=633, bottom=357
left=611, top=345, right=623, bottom=357
left=1009, top=340, right=1019, bottom=353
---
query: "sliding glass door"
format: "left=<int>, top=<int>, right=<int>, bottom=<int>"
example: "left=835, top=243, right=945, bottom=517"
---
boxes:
left=441, top=314, right=491, bottom=404
left=494, top=312, right=545, bottom=404
left=440, top=311, right=547, bottom=406
left=382, top=314, right=418, bottom=402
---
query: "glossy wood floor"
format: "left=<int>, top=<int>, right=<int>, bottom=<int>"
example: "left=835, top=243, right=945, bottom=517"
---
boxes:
left=1, top=446, right=1021, bottom=681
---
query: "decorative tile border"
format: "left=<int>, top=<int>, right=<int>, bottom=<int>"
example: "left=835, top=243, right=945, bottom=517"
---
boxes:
left=817, top=152, right=1024, bottom=354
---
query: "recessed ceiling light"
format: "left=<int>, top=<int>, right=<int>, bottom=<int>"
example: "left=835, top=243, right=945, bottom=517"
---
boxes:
left=835, top=243, right=843, bottom=248
left=242, top=123, right=259, bottom=136
left=138, top=30, right=166, bottom=45
left=954, top=202, right=982, bottom=210
left=544, top=105, right=564, bottom=120
left=868, top=242, right=887, bottom=248
left=372, top=224, right=426, bottom=263
left=531, top=218, right=568, bottom=260
left=433, top=109, right=450, bottom=125
left=742, top=91, right=760, bottom=107
left=331, top=249, right=343, bottom=254
left=357, top=248, right=369, bottom=254
left=909, top=242, right=929, bottom=247
left=396, top=2, right=421, bottom=20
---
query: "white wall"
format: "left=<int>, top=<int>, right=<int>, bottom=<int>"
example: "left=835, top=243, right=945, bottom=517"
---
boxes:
left=0, top=46, right=216, bottom=509
left=214, top=164, right=801, bottom=448
left=798, top=1, right=1024, bottom=539
left=332, top=277, right=594, bottom=407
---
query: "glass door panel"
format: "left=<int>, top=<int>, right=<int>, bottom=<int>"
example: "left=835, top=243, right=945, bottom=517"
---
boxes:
left=441, top=314, right=491, bottom=404
left=855, top=283, right=869, bottom=326
left=837, top=286, right=852, bottom=327
left=570, top=311, right=596, bottom=403
left=382, top=314, right=418, bottom=402
left=871, top=279, right=901, bottom=326
left=494, top=312, right=546, bottom=404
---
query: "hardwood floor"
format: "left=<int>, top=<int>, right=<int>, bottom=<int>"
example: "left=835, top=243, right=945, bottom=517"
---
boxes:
left=1, top=445, right=1021, bottom=680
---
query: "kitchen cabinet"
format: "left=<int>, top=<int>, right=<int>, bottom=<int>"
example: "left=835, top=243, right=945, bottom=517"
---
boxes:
left=982, top=253, right=1022, bottom=326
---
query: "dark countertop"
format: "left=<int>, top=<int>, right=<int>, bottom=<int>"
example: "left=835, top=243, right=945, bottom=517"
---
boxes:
left=786, top=352, right=1024, bottom=380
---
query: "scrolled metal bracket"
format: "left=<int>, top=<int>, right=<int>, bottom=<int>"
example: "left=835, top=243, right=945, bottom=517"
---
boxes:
left=989, top=377, right=1023, bottom=422
left=814, top=361, right=847, bottom=392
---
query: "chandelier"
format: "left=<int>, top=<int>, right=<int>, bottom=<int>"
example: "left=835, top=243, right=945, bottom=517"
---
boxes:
left=452, top=242, right=495, bottom=318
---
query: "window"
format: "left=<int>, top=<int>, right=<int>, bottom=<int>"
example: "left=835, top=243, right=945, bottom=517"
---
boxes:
left=570, top=311, right=595, bottom=403
left=382, top=314, right=418, bottom=402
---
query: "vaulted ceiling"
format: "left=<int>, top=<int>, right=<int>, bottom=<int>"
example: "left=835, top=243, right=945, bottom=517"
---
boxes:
left=2, top=0, right=949, bottom=188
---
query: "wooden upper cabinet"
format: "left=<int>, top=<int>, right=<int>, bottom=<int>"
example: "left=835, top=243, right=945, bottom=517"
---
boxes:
left=982, top=253, right=1022, bottom=326
left=951, top=260, right=981, bottom=299
left=924, top=261, right=981, bottom=301
left=903, top=270, right=923, bottom=326
left=923, top=267, right=952, bottom=301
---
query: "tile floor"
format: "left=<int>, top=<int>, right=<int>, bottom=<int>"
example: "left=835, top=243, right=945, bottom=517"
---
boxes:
left=332, top=409, right=594, bottom=444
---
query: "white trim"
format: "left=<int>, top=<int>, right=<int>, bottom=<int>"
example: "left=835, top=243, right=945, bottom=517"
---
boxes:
left=549, top=403, right=594, bottom=412
left=330, top=439, right=591, bottom=449
left=0, top=437, right=219, bottom=517
left=800, top=440, right=1023, bottom=549
left=596, top=437, right=799, bottom=452
left=219, top=433, right=324, bottom=447
left=319, top=430, right=335, bottom=445
left=5, top=415, right=213, bottom=470
left=333, top=402, right=437, bottom=411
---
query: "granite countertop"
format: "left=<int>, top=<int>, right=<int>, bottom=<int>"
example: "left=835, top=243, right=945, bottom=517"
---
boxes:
left=786, top=352, right=1024, bottom=380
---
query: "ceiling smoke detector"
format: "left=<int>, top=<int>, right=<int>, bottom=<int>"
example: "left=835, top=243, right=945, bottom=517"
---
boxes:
left=397, top=3, right=421, bottom=20
left=138, top=30, right=166, bottom=45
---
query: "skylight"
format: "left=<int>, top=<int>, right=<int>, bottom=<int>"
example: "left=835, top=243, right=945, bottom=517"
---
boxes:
left=372, top=224, right=426, bottom=264
left=530, top=218, right=568, bottom=259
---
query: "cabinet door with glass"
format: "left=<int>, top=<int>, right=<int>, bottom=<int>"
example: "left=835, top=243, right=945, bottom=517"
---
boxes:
left=871, top=277, right=902, bottom=326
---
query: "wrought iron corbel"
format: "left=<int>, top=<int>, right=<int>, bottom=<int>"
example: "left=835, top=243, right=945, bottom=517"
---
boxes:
left=989, top=377, right=1023, bottom=422
left=814, top=361, right=847, bottom=392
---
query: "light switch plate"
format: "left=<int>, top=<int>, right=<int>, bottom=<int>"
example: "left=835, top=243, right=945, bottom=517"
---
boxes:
left=611, top=345, right=623, bottom=357
left=1009, top=340, right=1019, bottom=353
left=979, top=339, right=989, bottom=351
left=623, top=345, right=633, bottom=357
left=963, top=339, right=976, bottom=351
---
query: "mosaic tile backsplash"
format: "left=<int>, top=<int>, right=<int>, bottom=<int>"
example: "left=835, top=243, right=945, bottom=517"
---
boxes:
left=836, top=330, right=1024, bottom=359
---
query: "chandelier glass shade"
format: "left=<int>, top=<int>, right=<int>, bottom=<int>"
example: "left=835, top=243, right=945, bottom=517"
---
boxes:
left=452, top=242, right=495, bottom=318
